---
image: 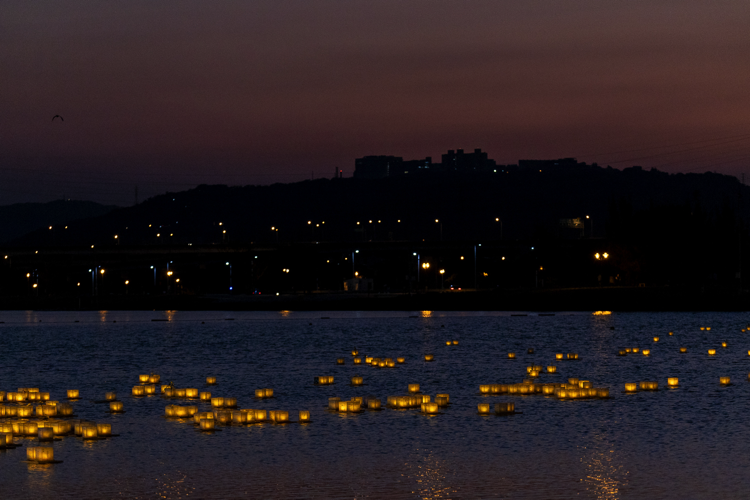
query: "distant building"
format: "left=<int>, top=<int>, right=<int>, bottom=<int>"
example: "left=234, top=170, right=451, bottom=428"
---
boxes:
left=441, top=149, right=496, bottom=172
left=353, top=156, right=403, bottom=179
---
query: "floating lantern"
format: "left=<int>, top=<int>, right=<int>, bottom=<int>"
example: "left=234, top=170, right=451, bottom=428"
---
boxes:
left=352, top=350, right=358, bottom=356
left=264, top=389, right=274, bottom=398
left=653, top=337, right=659, bottom=342
left=424, top=354, right=434, bottom=362
left=640, top=381, right=658, bottom=391
left=67, top=390, right=79, bottom=399
left=529, top=370, right=539, bottom=378
left=0, top=392, right=4, bottom=402
left=397, top=357, right=405, bottom=363
left=144, top=385, right=157, bottom=395
left=446, top=341, right=452, bottom=346
left=495, top=402, right=515, bottom=414
left=365, top=356, right=373, bottom=364
left=185, top=388, right=199, bottom=399
left=527, top=348, right=534, bottom=354
left=353, top=357, right=362, bottom=365
left=139, top=374, right=150, bottom=383
left=386, top=358, right=395, bottom=368
left=132, top=386, right=145, bottom=397
left=185, top=406, right=198, bottom=417
left=579, top=381, right=592, bottom=389
left=680, top=347, right=687, bottom=353
left=720, top=376, right=731, bottom=385
left=206, top=377, right=217, bottom=385
left=435, top=396, right=449, bottom=407
left=81, top=425, right=99, bottom=440
left=231, top=411, right=247, bottom=424
left=669, top=332, right=673, bottom=336
left=214, top=411, right=232, bottom=425
left=351, top=376, right=363, bottom=386
left=164, top=388, right=175, bottom=398
left=367, top=398, right=381, bottom=409
left=161, top=385, right=170, bottom=394
left=255, top=409, right=267, bottom=421
left=275, top=411, right=289, bottom=422
left=377, top=360, right=386, bottom=368
left=149, top=374, right=160, bottom=384
left=0, top=434, right=6, bottom=447
left=38, top=428, right=54, bottom=441
left=421, top=402, right=439, bottom=414
left=567, top=353, right=579, bottom=360
left=211, top=397, right=225, bottom=408
left=708, top=349, right=716, bottom=356
left=555, top=353, right=563, bottom=360
left=174, top=389, right=186, bottom=398
left=50, top=421, right=70, bottom=436
left=328, top=397, right=341, bottom=410
left=57, top=404, right=73, bottom=416
left=224, top=397, right=237, bottom=407
left=199, top=392, right=212, bottom=402
left=597, top=388, right=610, bottom=398
left=337, top=401, right=348, bottom=412
left=568, top=378, right=579, bottom=386
left=200, top=418, right=215, bottom=431
left=0, top=423, right=13, bottom=434
left=27, top=447, right=39, bottom=461
left=617, top=350, right=627, bottom=356
left=477, top=403, right=490, bottom=415
left=165, top=405, right=177, bottom=418
left=624, top=383, right=637, bottom=392
left=508, top=353, right=516, bottom=359
left=74, top=421, right=93, bottom=436
left=707, top=327, right=711, bottom=331
left=336, top=358, right=345, bottom=365
left=110, top=401, right=124, bottom=413
left=408, top=384, right=420, bottom=393
left=195, top=412, right=212, bottom=424
left=28, top=392, right=40, bottom=402
left=105, top=392, right=117, bottom=401
left=479, top=385, right=491, bottom=394
left=547, top=366, right=557, bottom=373
left=632, top=348, right=640, bottom=353
left=700, top=327, right=705, bottom=331
left=254, top=389, right=266, bottom=398
left=642, top=349, right=651, bottom=356
left=667, top=378, right=679, bottom=387
left=43, top=405, right=57, bottom=417
left=18, top=405, right=33, bottom=418
left=347, top=401, right=361, bottom=412
left=722, top=342, right=728, bottom=348
left=453, top=340, right=459, bottom=345
left=542, top=385, right=556, bottom=395
left=96, top=424, right=112, bottom=437
left=299, top=410, right=311, bottom=422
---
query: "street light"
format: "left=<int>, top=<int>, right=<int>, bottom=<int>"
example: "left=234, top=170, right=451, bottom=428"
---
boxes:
left=439, top=269, right=445, bottom=289
left=435, top=219, right=442, bottom=240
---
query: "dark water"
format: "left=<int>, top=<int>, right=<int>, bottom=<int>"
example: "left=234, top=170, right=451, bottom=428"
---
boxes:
left=1, top=310, right=750, bottom=499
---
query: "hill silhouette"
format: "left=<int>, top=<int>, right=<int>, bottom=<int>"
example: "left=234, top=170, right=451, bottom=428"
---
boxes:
left=0, top=200, right=117, bottom=244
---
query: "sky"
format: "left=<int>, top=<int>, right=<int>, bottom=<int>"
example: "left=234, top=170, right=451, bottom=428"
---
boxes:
left=2, top=1, right=750, bottom=205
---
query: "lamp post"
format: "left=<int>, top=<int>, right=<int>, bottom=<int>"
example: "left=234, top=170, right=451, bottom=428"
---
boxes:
left=495, top=217, right=503, bottom=240
left=439, top=269, right=445, bottom=289
left=226, top=262, right=233, bottom=293
left=586, top=215, right=593, bottom=238
left=435, top=219, right=442, bottom=241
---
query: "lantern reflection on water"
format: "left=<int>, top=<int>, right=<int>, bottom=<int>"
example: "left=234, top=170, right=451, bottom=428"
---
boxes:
left=720, top=377, right=731, bottom=385
left=477, top=403, right=491, bottom=415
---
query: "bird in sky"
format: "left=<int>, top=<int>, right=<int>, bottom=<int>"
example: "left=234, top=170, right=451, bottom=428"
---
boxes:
left=52, top=115, right=63, bottom=121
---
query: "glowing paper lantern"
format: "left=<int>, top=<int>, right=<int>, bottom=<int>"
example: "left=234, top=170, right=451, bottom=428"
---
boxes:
left=642, top=349, right=651, bottom=356
left=96, top=423, right=112, bottom=437
left=231, top=411, right=247, bottom=424
left=479, top=385, right=490, bottom=394
left=567, top=353, right=578, bottom=360
left=667, top=378, right=679, bottom=387
left=165, top=405, right=177, bottom=418
left=185, top=388, right=199, bottom=399
left=18, top=405, right=33, bottom=418
left=367, top=398, right=381, bottom=409
left=529, top=370, right=539, bottom=378
left=351, top=349, right=358, bottom=356
left=353, top=357, right=362, bottom=365
left=105, top=392, right=117, bottom=401
left=211, top=398, right=225, bottom=408
left=351, top=376, right=363, bottom=386
left=206, top=377, right=217, bottom=385
left=408, top=384, right=420, bottom=393
left=43, top=405, right=57, bottom=417
left=654, top=337, right=659, bottom=342
left=386, top=358, right=396, bottom=368
left=200, top=392, right=212, bottom=401
left=81, top=425, right=99, bottom=439
left=110, top=401, right=124, bottom=412
left=624, top=383, right=637, bottom=392
left=337, top=401, right=348, bottom=412
left=397, top=357, right=405, bottom=363
left=365, top=356, right=373, bottom=364
left=632, top=348, right=640, bottom=353
left=424, top=354, right=434, bottom=362
left=720, top=376, right=731, bottom=385
left=38, top=428, right=54, bottom=441
left=722, top=342, right=728, bottom=348
left=139, top=374, right=150, bottom=383
left=67, top=390, right=79, bottom=399
left=27, top=447, right=39, bottom=461
left=547, top=366, right=557, bottom=373
left=680, top=347, right=687, bottom=353
left=579, top=381, right=592, bottom=389
left=477, top=403, right=491, bottom=415
left=174, top=389, right=187, bottom=398
left=144, top=385, right=156, bottom=395
left=337, top=358, right=345, bottom=365
left=149, top=374, right=160, bottom=384
left=214, top=411, right=231, bottom=425
left=132, top=386, right=145, bottom=397
left=435, top=396, right=449, bottom=407
left=57, top=404, right=73, bottom=416
left=275, top=411, right=290, bottom=422
left=618, top=350, right=627, bottom=356
left=495, top=402, right=515, bottom=414
left=422, top=402, right=439, bottom=414
left=596, top=388, right=610, bottom=398
left=555, top=353, right=563, bottom=360
left=200, top=418, right=215, bottom=431
left=328, top=398, right=341, bottom=410
left=299, top=411, right=311, bottom=422
left=508, top=353, right=516, bottom=359
left=255, top=409, right=267, bottom=421
left=708, top=349, right=716, bottom=356
left=164, top=388, right=176, bottom=398
left=542, top=385, right=556, bottom=395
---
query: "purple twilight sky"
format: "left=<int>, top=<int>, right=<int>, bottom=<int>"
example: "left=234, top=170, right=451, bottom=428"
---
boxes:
left=2, top=1, right=750, bottom=205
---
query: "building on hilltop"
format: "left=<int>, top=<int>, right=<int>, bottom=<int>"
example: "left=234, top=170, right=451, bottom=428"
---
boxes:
left=441, top=148, right=496, bottom=172
left=518, top=158, right=582, bottom=170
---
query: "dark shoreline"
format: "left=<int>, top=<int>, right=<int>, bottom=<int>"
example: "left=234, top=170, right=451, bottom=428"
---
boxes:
left=1, top=286, right=748, bottom=312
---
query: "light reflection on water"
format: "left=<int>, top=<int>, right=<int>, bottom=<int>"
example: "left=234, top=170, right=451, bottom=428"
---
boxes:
left=1, top=310, right=750, bottom=498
